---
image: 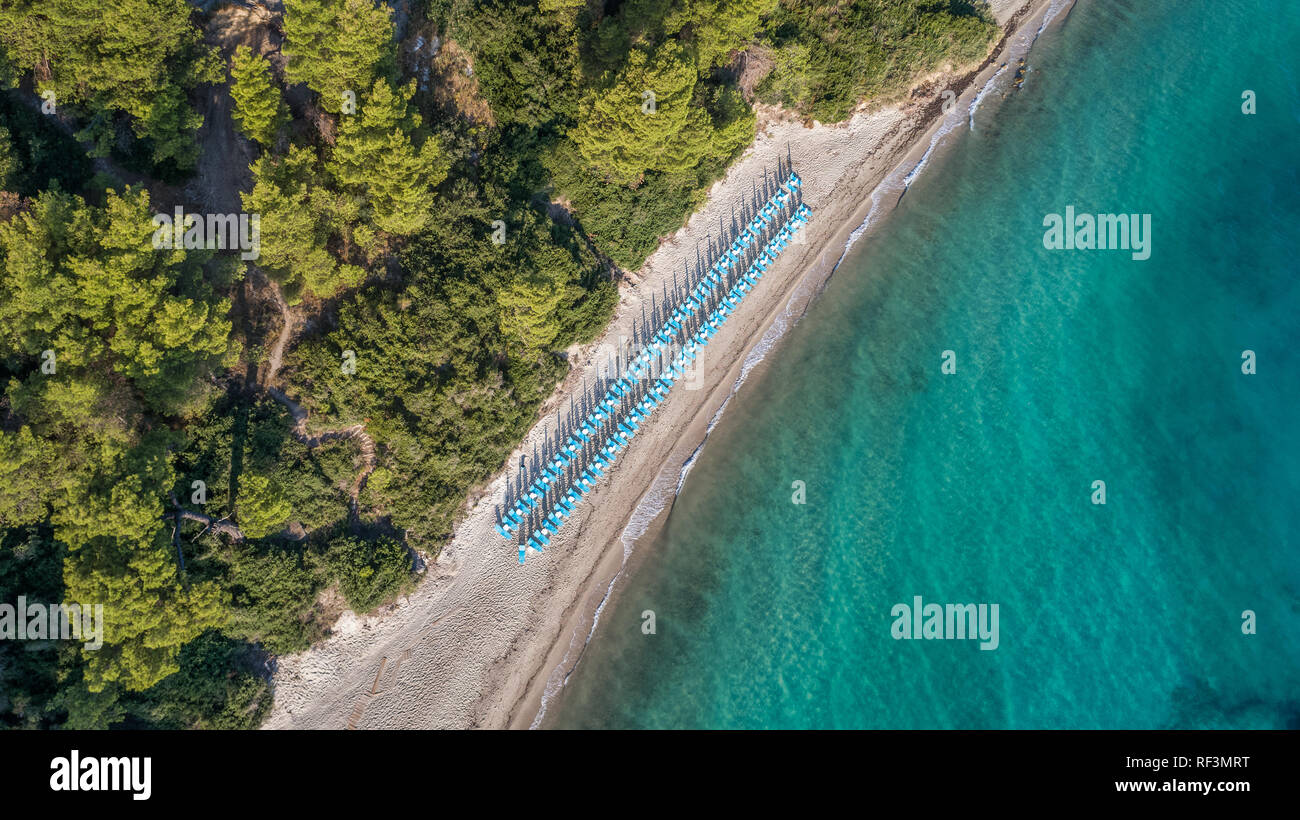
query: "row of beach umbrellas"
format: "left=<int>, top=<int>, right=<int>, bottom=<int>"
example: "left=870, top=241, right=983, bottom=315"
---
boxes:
left=500, top=173, right=811, bottom=563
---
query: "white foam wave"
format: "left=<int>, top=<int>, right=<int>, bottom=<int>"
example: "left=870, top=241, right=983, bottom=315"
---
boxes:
left=677, top=441, right=704, bottom=494
left=835, top=102, right=965, bottom=266
left=1037, top=0, right=1071, bottom=36
left=529, top=619, right=583, bottom=729
left=834, top=118, right=955, bottom=267
left=968, top=64, right=1009, bottom=131
left=902, top=110, right=963, bottom=190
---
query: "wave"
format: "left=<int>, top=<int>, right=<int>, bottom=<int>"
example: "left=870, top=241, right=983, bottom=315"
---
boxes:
left=528, top=624, right=579, bottom=729
left=676, top=440, right=704, bottom=495
left=671, top=258, right=822, bottom=503
left=620, top=463, right=678, bottom=558
left=835, top=119, right=958, bottom=267
left=902, top=110, right=963, bottom=191
left=530, top=493, right=652, bottom=729
left=1037, top=0, right=1072, bottom=36
left=834, top=86, right=969, bottom=266
left=969, top=64, right=1009, bottom=131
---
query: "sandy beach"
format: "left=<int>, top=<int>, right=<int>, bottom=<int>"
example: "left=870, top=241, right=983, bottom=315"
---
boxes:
left=263, top=0, right=1074, bottom=730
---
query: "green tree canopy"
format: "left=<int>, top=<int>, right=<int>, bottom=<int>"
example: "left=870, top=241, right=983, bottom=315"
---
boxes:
left=571, top=41, right=722, bottom=187
left=682, top=0, right=777, bottom=69
left=64, top=535, right=227, bottom=692
left=227, top=546, right=324, bottom=654
left=460, top=0, right=584, bottom=128
left=495, top=241, right=574, bottom=353
left=236, top=473, right=291, bottom=540
left=0, top=0, right=221, bottom=170
left=282, top=0, right=395, bottom=114
left=0, top=186, right=236, bottom=693
left=327, top=534, right=411, bottom=613
left=0, top=187, right=236, bottom=414
left=328, top=80, right=448, bottom=238
left=0, top=126, right=14, bottom=190
left=229, top=46, right=288, bottom=149
left=242, top=146, right=364, bottom=300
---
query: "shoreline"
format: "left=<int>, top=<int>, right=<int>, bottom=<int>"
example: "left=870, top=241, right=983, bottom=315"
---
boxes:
left=263, top=0, right=1073, bottom=730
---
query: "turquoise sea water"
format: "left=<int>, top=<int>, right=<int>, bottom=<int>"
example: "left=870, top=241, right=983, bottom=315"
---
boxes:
left=547, top=0, right=1300, bottom=729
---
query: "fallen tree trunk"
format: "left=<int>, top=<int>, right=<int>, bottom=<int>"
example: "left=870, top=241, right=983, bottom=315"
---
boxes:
left=167, top=492, right=245, bottom=543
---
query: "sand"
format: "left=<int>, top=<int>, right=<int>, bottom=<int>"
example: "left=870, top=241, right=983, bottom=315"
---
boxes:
left=263, top=0, right=1074, bottom=730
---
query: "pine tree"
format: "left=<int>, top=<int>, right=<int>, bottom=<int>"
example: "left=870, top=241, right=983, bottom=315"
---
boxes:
left=0, top=426, right=57, bottom=527
left=229, top=46, right=288, bottom=149
left=236, top=474, right=291, bottom=539
left=684, top=0, right=777, bottom=69
left=570, top=42, right=715, bottom=187
left=282, top=0, right=394, bottom=114
left=539, top=0, right=585, bottom=12
left=328, top=80, right=448, bottom=237
left=495, top=242, right=570, bottom=353
left=0, top=187, right=236, bottom=414
left=0, top=0, right=221, bottom=170
left=51, top=682, right=126, bottom=730
left=242, top=146, right=365, bottom=299
left=497, top=276, right=566, bottom=353
left=0, top=184, right=238, bottom=693
left=64, top=535, right=228, bottom=692
left=0, top=126, right=15, bottom=190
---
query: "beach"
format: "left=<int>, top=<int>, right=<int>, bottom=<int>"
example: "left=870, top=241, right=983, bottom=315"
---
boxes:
left=263, top=0, right=1073, bottom=730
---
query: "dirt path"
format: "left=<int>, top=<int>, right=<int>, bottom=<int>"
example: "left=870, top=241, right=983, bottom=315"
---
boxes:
left=261, top=276, right=298, bottom=390
left=188, top=75, right=254, bottom=214
left=188, top=4, right=282, bottom=212
left=261, top=278, right=377, bottom=523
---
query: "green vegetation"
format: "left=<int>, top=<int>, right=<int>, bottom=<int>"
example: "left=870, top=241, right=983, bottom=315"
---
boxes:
left=282, top=0, right=395, bottom=114
left=328, top=79, right=449, bottom=239
left=236, top=474, right=293, bottom=539
left=291, top=198, right=614, bottom=540
left=0, top=0, right=222, bottom=174
left=571, top=41, right=725, bottom=187
left=0, top=92, right=94, bottom=197
left=0, top=0, right=997, bottom=728
left=242, top=146, right=365, bottom=300
left=0, top=186, right=237, bottom=697
left=227, top=546, right=324, bottom=655
left=327, top=534, right=411, bottom=613
left=756, top=0, right=999, bottom=123
left=230, top=46, right=289, bottom=150
left=0, top=188, right=236, bottom=413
